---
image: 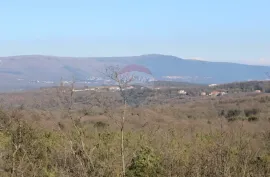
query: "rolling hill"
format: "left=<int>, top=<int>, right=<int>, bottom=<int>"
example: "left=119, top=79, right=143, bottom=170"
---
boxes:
left=0, top=54, right=269, bottom=91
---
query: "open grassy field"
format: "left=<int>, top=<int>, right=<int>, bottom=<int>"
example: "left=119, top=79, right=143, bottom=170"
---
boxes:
left=0, top=85, right=270, bottom=176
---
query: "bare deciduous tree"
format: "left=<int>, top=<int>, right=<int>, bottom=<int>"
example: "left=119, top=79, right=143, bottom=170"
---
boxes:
left=103, top=65, right=134, bottom=177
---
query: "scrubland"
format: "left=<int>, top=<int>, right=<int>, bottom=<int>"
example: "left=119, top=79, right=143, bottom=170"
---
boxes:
left=0, top=87, right=269, bottom=176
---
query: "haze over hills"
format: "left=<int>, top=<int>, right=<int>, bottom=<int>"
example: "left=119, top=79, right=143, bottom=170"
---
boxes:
left=0, top=54, right=270, bottom=92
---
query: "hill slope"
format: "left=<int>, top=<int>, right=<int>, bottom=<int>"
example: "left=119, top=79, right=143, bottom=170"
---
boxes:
left=0, top=54, right=269, bottom=91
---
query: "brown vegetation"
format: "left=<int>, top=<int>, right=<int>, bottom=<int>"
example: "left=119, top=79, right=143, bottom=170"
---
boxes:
left=0, top=85, right=270, bottom=176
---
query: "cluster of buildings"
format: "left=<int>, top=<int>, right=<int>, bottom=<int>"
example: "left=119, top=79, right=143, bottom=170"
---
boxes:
left=177, top=89, right=228, bottom=97
left=72, top=85, right=135, bottom=93
left=200, top=89, right=262, bottom=96
left=178, top=90, right=187, bottom=95
left=29, top=80, right=55, bottom=84
left=208, top=90, right=228, bottom=96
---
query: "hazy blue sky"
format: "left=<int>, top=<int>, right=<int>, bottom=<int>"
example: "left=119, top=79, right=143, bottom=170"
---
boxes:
left=1, top=0, right=270, bottom=65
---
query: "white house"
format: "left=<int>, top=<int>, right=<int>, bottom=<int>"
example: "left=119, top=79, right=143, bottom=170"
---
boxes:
left=201, top=92, right=207, bottom=96
left=209, top=84, right=218, bottom=87
left=123, top=86, right=134, bottom=90
left=178, top=90, right=187, bottom=95
left=255, top=90, right=261, bottom=93
left=109, top=86, right=120, bottom=91
left=209, top=91, right=220, bottom=96
left=220, top=91, right=227, bottom=96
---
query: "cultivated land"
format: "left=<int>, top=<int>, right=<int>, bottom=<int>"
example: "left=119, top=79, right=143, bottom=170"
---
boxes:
left=0, top=81, right=270, bottom=176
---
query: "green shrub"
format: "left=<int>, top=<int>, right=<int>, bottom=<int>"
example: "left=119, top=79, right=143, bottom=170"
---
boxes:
left=244, top=108, right=260, bottom=117
left=94, top=121, right=109, bottom=129
left=127, top=146, right=163, bottom=177
left=226, top=109, right=241, bottom=118
left=248, top=116, right=259, bottom=122
left=227, top=117, right=237, bottom=122
left=218, top=109, right=225, bottom=117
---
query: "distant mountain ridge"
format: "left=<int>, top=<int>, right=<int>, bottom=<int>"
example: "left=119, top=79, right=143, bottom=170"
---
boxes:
left=0, top=54, right=269, bottom=91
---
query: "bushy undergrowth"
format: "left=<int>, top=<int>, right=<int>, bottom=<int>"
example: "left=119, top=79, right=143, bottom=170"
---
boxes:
left=0, top=108, right=270, bottom=177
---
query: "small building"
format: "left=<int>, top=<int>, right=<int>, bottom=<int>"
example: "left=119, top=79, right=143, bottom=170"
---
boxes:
left=255, top=90, right=261, bottom=93
left=72, top=89, right=84, bottom=92
left=201, top=92, right=207, bottom=96
left=209, top=84, right=218, bottom=87
left=109, top=86, right=120, bottom=91
left=209, top=90, right=228, bottom=96
left=123, top=86, right=134, bottom=90
left=209, top=91, right=220, bottom=96
left=178, top=90, right=187, bottom=95
left=220, top=91, right=227, bottom=96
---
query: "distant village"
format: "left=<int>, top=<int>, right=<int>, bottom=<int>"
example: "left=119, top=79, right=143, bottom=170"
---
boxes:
left=16, top=75, right=267, bottom=97
left=38, top=81, right=264, bottom=98
left=27, top=75, right=266, bottom=98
